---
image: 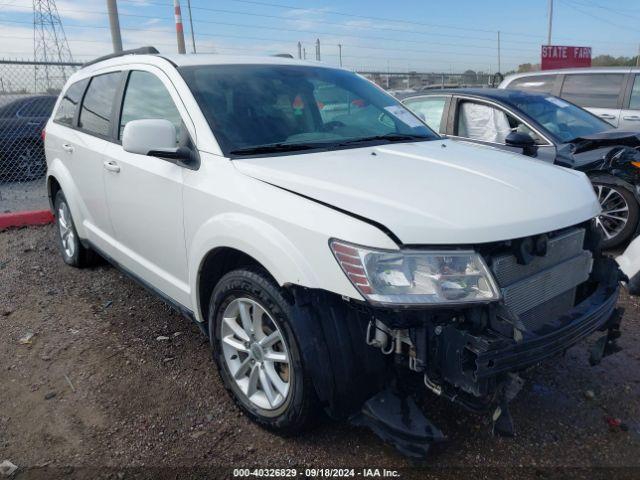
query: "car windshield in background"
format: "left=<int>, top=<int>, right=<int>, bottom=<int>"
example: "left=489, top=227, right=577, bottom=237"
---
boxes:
left=509, top=95, right=611, bottom=143
left=179, top=64, right=438, bottom=156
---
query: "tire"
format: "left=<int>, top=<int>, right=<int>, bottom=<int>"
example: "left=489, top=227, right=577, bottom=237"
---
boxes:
left=593, top=181, right=639, bottom=250
left=208, top=268, right=318, bottom=434
left=53, top=190, right=99, bottom=268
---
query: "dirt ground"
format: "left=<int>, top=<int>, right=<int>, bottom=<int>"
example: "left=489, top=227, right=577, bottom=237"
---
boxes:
left=1, top=225, right=640, bottom=479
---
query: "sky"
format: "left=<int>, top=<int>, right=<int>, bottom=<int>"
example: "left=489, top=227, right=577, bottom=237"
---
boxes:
left=0, top=0, right=639, bottom=73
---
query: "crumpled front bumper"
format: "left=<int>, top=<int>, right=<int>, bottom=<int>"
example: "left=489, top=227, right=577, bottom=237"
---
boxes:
left=436, top=257, right=622, bottom=400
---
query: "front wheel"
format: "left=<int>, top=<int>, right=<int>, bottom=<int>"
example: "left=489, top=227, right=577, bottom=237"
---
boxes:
left=593, top=182, right=639, bottom=249
left=208, top=268, right=317, bottom=433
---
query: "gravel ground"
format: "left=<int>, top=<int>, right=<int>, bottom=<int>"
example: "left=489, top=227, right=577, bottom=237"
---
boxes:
left=1, top=225, right=640, bottom=479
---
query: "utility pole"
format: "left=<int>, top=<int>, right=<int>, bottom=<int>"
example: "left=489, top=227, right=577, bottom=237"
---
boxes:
left=303, top=47, right=306, bottom=60
left=547, top=0, right=553, bottom=45
left=106, top=0, right=123, bottom=52
left=636, top=43, right=640, bottom=67
left=174, top=0, right=186, bottom=54
left=315, top=38, right=321, bottom=61
left=338, top=43, right=342, bottom=67
left=497, top=31, right=501, bottom=74
left=297, top=41, right=302, bottom=59
left=186, top=0, right=196, bottom=53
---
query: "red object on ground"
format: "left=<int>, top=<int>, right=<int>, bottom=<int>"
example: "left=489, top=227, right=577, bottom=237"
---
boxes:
left=541, top=45, right=592, bottom=70
left=0, top=210, right=54, bottom=230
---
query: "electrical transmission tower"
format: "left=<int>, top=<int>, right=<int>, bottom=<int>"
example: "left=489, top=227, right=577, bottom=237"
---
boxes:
left=33, top=0, right=74, bottom=93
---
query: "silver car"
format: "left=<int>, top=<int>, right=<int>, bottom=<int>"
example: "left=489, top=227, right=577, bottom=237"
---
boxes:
left=499, top=67, right=640, bottom=131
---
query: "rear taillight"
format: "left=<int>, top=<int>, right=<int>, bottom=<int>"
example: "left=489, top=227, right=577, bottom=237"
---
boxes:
left=41, top=128, right=46, bottom=141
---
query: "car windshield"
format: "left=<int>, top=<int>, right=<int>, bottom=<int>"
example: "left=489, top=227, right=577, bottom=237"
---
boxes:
left=508, top=94, right=611, bottom=143
left=179, top=64, right=438, bottom=156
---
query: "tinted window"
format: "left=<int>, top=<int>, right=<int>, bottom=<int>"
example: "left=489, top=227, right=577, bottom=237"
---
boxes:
left=18, top=96, right=57, bottom=118
left=561, top=74, right=625, bottom=109
left=456, top=101, right=542, bottom=144
left=119, top=71, right=183, bottom=140
left=630, top=75, right=640, bottom=110
left=403, top=96, right=446, bottom=132
left=510, top=95, right=610, bottom=143
left=54, top=79, right=88, bottom=126
left=508, top=75, right=557, bottom=93
left=79, top=72, right=121, bottom=137
left=180, top=64, right=437, bottom=156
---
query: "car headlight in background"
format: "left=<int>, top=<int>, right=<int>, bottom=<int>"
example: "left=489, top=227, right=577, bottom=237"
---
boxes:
left=330, top=240, right=500, bottom=305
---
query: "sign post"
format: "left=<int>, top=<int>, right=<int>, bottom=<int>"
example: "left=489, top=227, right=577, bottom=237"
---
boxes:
left=541, top=46, right=591, bottom=70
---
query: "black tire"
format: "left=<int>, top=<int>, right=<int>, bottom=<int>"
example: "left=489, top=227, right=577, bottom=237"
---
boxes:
left=53, top=190, right=99, bottom=268
left=208, top=268, right=318, bottom=434
left=593, top=181, right=639, bottom=250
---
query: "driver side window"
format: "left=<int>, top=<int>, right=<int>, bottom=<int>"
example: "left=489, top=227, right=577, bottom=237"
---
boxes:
left=119, top=70, right=183, bottom=142
left=456, top=101, right=541, bottom=144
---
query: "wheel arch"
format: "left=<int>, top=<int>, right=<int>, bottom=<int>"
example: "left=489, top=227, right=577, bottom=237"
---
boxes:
left=189, top=212, right=322, bottom=323
left=46, top=159, right=88, bottom=238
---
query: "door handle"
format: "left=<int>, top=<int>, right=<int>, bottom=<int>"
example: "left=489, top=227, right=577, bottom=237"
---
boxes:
left=61, top=143, right=74, bottom=153
left=623, top=115, right=640, bottom=121
left=103, top=160, right=120, bottom=173
left=598, top=114, right=616, bottom=119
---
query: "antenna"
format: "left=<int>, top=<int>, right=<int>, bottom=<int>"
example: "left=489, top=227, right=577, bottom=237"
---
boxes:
left=32, top=0, right=75, bottom=92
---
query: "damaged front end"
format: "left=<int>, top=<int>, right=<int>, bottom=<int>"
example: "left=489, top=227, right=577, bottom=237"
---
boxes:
left=288, top=222, right=624, bottom=458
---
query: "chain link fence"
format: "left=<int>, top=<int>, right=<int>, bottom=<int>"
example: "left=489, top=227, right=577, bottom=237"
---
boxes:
left=0, top=59, right=81, bottom=213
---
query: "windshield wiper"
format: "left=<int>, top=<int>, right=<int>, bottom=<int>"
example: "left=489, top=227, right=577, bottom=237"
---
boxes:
left=333, top=133, right=432, bottom=147
left=229, top=143, right=321, bottom=156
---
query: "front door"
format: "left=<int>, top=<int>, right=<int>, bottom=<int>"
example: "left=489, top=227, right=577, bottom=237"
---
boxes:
left=619, top=74, right=640, bottom=131
left=103, top=68, right=193, bottom=307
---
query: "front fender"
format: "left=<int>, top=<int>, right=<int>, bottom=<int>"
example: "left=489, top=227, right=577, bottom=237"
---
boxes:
left=189, top=212, right=323, bottom=322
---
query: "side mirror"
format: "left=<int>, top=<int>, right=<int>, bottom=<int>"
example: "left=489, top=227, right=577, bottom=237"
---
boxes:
left=122, top=119, right=176, bottom=155
left=505, top=131, right=537, bottom=157
left=122, top=119, right=198, bottom=168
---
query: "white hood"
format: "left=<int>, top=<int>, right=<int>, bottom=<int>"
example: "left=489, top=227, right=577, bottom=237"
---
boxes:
left=234, top=139, right=601, bottom=245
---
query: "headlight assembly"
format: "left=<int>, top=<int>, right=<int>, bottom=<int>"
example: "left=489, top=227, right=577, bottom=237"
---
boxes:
left=330, top=240, right=500, bottom=305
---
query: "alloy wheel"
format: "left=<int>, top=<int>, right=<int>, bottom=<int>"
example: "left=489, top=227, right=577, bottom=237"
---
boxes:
left=220, top=297, right=291, bottom=411
left=595, top=184, right=629, bottom=242
left=57, top=201, right=76, bottom=259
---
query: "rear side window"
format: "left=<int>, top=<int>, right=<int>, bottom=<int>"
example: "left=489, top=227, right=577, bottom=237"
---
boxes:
left=79, top=72, right=121, bottom=137
left=403, top=96, right=446, bottom=132
left=119, top=71, right=183, bottom=140
left=54, top=79, right=88, bottom=126
left=18, top=96, right=57, bottom=118
left=561, top=74, right=625, bottom=109
left=508, top=75, right=557, bottom=94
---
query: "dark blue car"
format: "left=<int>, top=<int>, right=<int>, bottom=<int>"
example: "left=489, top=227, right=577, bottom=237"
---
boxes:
left=0, top=95, right=57, bottom=181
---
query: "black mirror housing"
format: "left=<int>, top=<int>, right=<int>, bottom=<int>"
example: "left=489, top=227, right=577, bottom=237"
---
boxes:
left=505, top=131, right=537, bottom=157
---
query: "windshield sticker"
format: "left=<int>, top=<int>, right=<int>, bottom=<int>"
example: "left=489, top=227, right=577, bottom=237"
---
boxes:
left=384, top=105, right=424, bottom=128
left=546, top=97, right=570, bottom=108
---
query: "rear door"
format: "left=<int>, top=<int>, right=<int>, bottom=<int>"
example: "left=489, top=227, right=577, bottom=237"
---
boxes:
left=619, top=73, right=640, bottom=131
left=559, top=73, right=627, bottom=127
left=401, top=95, right=449, bottom=133
left=102, top=66, right=194, bottom=306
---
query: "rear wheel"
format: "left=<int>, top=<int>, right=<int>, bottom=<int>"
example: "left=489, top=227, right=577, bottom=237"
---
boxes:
left=208, top=268, right=317, bottom=433
left=54, top=190, right=99, bottom=267
left=593, top=182, right=639, bottom=249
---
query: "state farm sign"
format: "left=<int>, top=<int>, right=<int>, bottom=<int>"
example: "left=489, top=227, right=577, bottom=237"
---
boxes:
left=541, top=45, right=592, bottom=70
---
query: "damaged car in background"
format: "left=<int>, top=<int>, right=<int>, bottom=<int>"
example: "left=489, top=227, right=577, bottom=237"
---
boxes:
left=401, top=89, right=640, bottom=249
left=44, top=49, right=637, bottom=458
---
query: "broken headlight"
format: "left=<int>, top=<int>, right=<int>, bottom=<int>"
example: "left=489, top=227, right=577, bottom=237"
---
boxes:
left=330, top=240, right=500, bottom=305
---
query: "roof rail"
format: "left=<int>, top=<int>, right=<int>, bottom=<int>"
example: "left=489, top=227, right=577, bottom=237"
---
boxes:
left=82, top=46, right=159, bottom=68
left=272, top=53, right=294, bottom=59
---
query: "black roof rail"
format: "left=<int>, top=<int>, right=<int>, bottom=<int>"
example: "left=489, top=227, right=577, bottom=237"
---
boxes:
left=82, top=46, right=160, bottom=68
left=272, top=53, right=294, bottom=58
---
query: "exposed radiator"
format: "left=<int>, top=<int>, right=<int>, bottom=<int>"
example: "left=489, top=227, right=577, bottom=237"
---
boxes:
left=490, top=228, right=592, bottom=332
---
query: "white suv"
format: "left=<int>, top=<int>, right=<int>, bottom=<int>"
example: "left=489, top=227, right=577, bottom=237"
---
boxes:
left=45, top=48, right=630, bottom=455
